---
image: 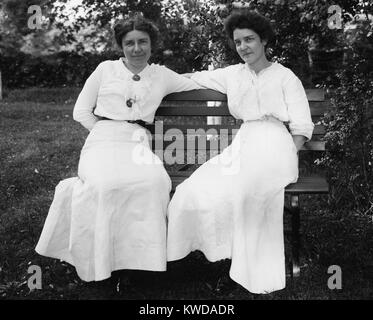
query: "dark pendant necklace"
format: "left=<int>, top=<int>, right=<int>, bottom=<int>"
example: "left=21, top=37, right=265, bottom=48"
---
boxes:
left=126, top=98, right=134, bottom=108
left=132, top=74, right=141, bottom=81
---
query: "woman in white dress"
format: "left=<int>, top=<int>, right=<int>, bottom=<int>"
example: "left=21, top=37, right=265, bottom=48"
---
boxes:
left=35, top=15, right=199, bottom=283
left=167, top=10, right=314, bottom=294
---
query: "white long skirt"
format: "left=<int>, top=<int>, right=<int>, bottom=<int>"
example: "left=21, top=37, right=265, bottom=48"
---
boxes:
left=167, top=117, right=299, bottom=294
left=36, top=120, right=171, bottom=282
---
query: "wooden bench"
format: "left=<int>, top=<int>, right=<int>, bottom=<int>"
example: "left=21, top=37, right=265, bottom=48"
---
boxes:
left=146, top=88, right=329, bottom=278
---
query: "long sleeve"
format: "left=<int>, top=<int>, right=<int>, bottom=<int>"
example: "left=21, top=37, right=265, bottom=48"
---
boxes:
left=73, top=63, right=104, bottom=131
left=163, top=67, right=202, bottom=95
left=283, top=73, right=314, bottom=140
left=190, top=67, right=228, bottom=94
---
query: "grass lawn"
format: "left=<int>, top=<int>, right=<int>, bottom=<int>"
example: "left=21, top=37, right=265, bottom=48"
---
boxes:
left=0, top=87, right=372, bottom=300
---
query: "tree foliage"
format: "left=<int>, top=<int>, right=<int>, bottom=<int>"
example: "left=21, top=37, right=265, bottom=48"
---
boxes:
left=319, top=15, right=373, bottom=212
left=0, top=0, right=55, bottom=55
left=41, top=0, right=368, bottom=79
left=1, top=0, right=368, bottom=75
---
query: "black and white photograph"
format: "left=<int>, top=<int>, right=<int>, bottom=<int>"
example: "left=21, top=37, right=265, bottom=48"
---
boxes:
left=0, top=0, right=372, bottom=307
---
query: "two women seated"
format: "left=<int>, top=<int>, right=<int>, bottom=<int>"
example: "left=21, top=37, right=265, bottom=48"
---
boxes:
left=36, top=10, right=313, bottom=295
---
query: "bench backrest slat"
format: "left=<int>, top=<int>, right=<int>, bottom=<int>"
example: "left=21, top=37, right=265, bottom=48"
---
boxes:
left=148, top=137, right=325, bottom=151
left=146, top=124, right=325, bottom=135
left=156, top=102, right=328, bottom=117
left=162, top=88, right=325, bottom=102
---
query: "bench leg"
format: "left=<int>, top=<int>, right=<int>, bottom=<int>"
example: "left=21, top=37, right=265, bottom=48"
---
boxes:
left=290, top=195, right=301, bottom=277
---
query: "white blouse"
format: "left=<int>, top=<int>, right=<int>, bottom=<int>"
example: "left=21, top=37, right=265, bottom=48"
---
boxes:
left=73, top=58, right=200, bottom=130
left=191, top=62, right=314, bottom=140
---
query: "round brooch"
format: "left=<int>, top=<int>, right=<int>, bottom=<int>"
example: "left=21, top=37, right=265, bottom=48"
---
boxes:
left=126, top=99, right=134, bottom=108
left=132, top=74, right=141, bottom=81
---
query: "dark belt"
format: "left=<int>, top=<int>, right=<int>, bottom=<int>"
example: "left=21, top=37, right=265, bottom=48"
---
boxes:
left=98, top=117, right=148, bottom=129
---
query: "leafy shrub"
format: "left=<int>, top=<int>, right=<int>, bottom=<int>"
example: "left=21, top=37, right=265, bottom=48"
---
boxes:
left=0, top=51, right=120, bottom=89
left=319, top=24, right=373, bottom=212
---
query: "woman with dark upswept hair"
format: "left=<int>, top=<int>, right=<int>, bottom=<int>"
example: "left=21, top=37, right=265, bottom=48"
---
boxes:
left=167, top=10, right=314, bottom=294
left=35, top=14, right=199, bottom=283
